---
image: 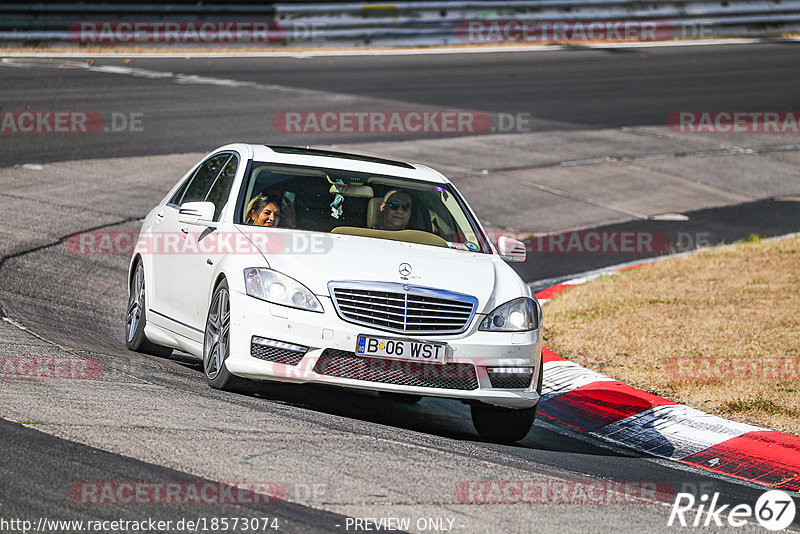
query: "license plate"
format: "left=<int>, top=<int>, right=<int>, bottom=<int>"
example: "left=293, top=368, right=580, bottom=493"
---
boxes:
left=356, top=335, right=448, bottom=364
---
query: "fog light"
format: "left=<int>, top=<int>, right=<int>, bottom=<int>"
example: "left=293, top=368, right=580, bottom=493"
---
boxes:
left=486, top=367, right=534, bottom=374
left=252, top=337, right=307, bottom=353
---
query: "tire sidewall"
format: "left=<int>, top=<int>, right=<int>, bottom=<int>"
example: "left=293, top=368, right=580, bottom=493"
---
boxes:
left=204, top=279, right=234, bottom=389
left=125, top=261, right=148, bottom=350
left=471, top=403, right=536, bottom=443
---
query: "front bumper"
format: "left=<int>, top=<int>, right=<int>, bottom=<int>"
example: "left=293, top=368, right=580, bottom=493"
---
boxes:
left=224, top=290, right=543, bottom=409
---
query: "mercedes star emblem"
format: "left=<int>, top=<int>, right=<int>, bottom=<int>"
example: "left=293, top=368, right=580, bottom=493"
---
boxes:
left=398, top=263, right=412, bottom=277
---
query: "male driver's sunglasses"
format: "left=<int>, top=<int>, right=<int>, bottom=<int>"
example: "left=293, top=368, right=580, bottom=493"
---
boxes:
left=387, top=201, right=412, bottom=212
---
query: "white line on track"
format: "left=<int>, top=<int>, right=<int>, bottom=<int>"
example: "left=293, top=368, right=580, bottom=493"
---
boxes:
left=2, top=37, right=800, bottom=58
left=0, top=57, right=364, bottom=102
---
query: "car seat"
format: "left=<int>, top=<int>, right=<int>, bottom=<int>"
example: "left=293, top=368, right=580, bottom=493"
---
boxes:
left=366, top=197, right=383, bottom=228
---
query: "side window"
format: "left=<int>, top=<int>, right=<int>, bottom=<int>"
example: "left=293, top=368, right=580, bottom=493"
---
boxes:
left=180, top=154, right=232, bottom=205
left=205, top=155, right=238, bottom=221
left=168, top=175, right=192, bottom=206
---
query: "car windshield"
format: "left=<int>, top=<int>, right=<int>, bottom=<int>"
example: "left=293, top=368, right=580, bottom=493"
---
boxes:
left=237, top=162, right=489, bottom=253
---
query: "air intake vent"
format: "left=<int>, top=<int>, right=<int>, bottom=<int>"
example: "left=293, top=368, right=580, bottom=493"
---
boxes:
left=313, top=349, right=478, bottom=390
left=487, top=371, right=534, bottom=389
left=251, top=337, right=307, bottom=366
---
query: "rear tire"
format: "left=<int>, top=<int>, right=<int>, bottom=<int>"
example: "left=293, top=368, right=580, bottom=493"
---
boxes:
left=125, top=260, right=173, bottom=357
left=203, top=279, right=251, bottom=392
left=470, top=403, right=537, bottom=443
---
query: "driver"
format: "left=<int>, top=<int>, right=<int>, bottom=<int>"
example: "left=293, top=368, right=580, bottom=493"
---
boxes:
left=375, top=190, right=412, bottom=231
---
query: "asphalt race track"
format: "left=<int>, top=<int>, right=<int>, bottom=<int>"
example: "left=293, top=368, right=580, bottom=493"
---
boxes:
left=1, top=44, right=800, bottom=533
left=2, top=43, right=800, bottom=165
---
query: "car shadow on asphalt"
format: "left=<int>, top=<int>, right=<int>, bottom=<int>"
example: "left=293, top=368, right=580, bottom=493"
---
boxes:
left=176, top=358, right=636, bottom=458
left=162, top=347, right=638, bottom=456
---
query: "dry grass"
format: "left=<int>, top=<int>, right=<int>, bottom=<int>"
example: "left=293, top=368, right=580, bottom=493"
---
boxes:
left=543, top=235, right=800, bottom=435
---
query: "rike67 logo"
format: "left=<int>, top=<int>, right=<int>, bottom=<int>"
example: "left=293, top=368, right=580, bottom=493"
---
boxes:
left=669, top=490, right=796, bottom=530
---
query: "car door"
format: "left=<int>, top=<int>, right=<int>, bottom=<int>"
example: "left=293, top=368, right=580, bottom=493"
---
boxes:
left=188, top=153, right=240, bottom=332
left=145, top=166, right=196, bottom=333
left=170, top=152, right=240, bottom=339
left=151, top=152, right=235, bottom=341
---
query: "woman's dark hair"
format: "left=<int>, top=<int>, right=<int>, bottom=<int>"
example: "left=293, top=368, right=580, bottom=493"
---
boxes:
left=245, top=193, right=281, bottom=224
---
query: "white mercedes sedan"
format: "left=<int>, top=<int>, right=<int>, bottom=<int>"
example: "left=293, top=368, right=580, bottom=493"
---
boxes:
left=126, top=144, right=543, bottom=442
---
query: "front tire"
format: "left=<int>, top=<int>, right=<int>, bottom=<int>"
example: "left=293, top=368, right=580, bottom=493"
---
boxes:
left=203, top=279, right=250, bottom=392
left=125, top=260, right=172, bottom=357
left=470, top=403, right=537, bottom=443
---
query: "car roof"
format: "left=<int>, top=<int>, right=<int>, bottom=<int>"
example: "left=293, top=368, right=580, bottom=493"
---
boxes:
left=243, top=144, right=450, bottom=184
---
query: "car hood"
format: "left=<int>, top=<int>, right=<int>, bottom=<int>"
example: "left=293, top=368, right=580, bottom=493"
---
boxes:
left=236, top=228, right=499, bottom=308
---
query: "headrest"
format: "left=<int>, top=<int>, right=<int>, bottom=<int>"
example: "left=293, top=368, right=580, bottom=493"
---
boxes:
left=366, top=197, right=383, bottom=228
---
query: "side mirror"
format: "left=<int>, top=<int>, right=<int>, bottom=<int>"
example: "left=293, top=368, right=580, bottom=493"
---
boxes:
left=178, top=201, right=215, bottom=226
left=497, top=235, right=526, bottom=263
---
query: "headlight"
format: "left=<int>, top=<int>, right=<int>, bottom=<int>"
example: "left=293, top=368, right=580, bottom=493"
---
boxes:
left=243, top=268, right=323, bottom=313
left=479, top=297, right=539, bottom=332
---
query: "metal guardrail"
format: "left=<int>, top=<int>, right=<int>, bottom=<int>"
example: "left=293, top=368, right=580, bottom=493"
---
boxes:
left=1, top=1, right=798, bottom=46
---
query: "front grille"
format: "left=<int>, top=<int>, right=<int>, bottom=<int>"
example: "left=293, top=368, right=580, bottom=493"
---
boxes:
left=329, top=281, right=477, bottom=334
left=488, top=371, right=534, bottom=389
left=250, top=339, right=306, bottom=366
left=313, top=349, right=479, bottom=390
